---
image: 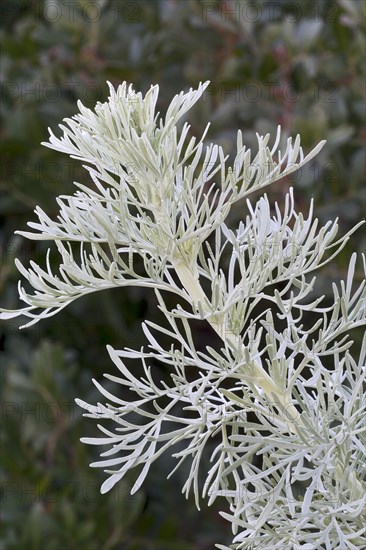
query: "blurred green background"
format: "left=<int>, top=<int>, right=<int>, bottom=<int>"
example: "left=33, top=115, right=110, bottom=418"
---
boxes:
left=0, top=1, right=365, bottom=549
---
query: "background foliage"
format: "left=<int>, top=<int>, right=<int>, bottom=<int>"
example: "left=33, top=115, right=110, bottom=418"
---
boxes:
left=0, top=1, right=365, bottom=549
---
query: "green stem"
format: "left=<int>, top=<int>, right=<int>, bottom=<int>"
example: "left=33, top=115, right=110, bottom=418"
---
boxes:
left=172, top=259, right=301, bottom=435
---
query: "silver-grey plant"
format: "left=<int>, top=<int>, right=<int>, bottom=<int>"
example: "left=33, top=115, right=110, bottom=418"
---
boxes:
left=1, top=81, right=365, bottom=549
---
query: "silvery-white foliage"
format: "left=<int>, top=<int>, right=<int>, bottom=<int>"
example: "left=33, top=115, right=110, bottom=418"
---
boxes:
left=1, top=81, right=365, bottom=549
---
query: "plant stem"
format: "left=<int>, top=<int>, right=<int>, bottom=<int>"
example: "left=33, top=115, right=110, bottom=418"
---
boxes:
left=172, top=259, right=302, bottom=435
